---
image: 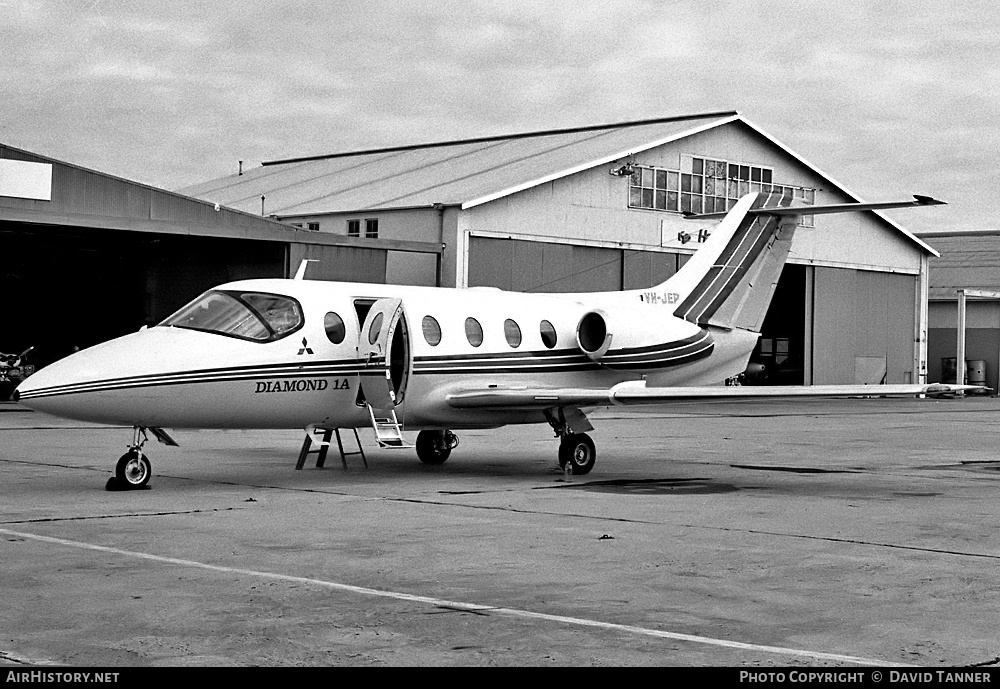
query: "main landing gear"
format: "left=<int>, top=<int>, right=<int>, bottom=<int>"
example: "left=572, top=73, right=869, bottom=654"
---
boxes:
left=558, top=433, right=596, bottom=475
left=415, top=430, right=459, bottom=465
left=546, top=408, right=597, bottom=475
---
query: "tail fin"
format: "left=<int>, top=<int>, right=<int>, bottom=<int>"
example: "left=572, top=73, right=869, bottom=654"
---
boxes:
left=657, top=192, right=945, bottom=332
left=663, top=191, right=795, bottom=331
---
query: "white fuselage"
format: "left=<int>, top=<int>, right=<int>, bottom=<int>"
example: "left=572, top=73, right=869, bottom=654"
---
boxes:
left=15, top=277, right=759, bottom=431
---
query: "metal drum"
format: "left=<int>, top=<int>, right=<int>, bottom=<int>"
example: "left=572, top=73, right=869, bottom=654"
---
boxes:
left=967, top=360, right=987, bottom=388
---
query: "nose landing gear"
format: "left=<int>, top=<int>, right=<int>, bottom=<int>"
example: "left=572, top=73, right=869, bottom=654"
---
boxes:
left=105, top=426, right=177, bottom=491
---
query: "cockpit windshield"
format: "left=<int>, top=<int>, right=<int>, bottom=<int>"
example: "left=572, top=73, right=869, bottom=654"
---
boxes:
left=160, top=290, right=303, bottom=342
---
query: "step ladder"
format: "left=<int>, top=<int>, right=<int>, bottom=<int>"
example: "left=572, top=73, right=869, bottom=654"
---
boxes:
left=296, top=427, right=367, bottom=470
left=367, top=405, right=412, bottom=448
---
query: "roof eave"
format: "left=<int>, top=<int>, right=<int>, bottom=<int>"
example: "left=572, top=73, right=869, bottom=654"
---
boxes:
left=460, top=113, right=743, bottom=210
left=735, top=117, right=940, bottom=258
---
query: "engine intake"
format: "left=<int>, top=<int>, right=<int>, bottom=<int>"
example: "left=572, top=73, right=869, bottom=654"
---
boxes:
left=576, top=310, right=613, bottom=362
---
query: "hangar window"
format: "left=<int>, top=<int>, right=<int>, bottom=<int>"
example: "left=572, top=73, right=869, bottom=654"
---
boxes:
left=628, top=157, right=815, bottom=227
left=324, top=312, right=346, bottom=344
left=161, top=290, right=303, bottom=342
left=307, top=222, right=320, bottom=231
left=422, top=315, right=442, bottom=346
left=465, top=317, right=483, bottom=347
left=540, top=320, right=557, bottom=349
left=504, top=319, right=522, bottom=348
left=349, top=218, right=379, bottom=238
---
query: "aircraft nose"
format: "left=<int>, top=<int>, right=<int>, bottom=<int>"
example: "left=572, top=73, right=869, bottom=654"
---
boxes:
left=13, top=348, right=94, bottom=415
left=12, top=331, right=154, bottom=422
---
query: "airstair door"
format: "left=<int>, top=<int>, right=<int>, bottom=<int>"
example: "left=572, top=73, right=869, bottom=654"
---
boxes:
left=358, top=298, right=411, bottom=411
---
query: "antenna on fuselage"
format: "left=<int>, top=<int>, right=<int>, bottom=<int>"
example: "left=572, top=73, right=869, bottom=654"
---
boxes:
left=293, top=259, right=317, bottom=280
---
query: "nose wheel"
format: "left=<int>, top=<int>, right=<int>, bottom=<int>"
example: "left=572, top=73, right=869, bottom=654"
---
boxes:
left=106, top=427, right=153, bottom=491
left=107, top=450, right=151, bottom=490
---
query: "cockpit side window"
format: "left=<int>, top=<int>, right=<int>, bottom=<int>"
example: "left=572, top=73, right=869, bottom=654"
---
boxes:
left=160, top=290, right=303, bottom=342
left=241, top=293, right=302, bottom=337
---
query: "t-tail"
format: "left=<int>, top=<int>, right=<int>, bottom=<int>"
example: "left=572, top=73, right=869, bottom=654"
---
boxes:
left=652, top=191, right=945, bottom=333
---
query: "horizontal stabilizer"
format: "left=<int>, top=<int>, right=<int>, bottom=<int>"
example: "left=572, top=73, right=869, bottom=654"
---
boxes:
left=684, top=195, right=946, bottom=221
left=445, top=382, right=984, bottom=410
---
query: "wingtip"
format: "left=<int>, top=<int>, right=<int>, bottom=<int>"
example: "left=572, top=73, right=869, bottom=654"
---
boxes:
left=913, top=195, right=947, bottom=206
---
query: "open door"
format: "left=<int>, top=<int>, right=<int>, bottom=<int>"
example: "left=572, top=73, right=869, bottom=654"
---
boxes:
left=358, top=298, right=411, bottom=410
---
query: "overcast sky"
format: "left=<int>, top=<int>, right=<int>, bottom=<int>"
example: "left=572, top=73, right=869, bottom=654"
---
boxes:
left=1, top=0, right=996, bottom=233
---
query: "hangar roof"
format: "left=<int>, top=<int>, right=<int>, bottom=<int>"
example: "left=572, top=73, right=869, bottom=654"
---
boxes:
left=0, top=143, right=437, bottom=255
left=919, top=231, right=1000, bottom=299
left=0, top=142, right=303, bottom=242
left=178, top=111, right=936, bottom=256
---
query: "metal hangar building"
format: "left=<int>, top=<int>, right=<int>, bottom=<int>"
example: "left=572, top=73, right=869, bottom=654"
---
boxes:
left=181, top=111, right=939, bottom=387
left=918, top=230, right=1000, bottom=392
left=0, top=142, right=439, bottom=381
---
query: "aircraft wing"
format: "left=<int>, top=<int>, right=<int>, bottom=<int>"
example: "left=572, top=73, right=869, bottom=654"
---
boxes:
left=445, top=381, right=982, bottom=410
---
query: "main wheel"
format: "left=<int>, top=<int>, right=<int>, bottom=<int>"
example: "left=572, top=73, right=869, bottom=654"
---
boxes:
left=416, top=430, right=454, bottom=465
left=558, top=433, right=596, bottom=475
left=115, top=450, right=151, bottom=488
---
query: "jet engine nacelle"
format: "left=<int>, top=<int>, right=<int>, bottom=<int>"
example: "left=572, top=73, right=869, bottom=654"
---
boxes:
left=576, top=309, right=613, bottom=362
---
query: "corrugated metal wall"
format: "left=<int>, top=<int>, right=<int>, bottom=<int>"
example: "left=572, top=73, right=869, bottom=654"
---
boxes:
left=468, top=237, right=680, bottom=292
left=386, top=250, right=438, bottom=286
left=812, top=267, right=917, bottom=384
left=622, top=250, right=679, bottom=290
left=288, top=243, right=388, bottom=283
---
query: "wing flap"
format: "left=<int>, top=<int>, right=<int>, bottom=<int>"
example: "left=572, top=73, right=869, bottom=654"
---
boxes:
left=445, top=382, right=982, bottom=410
left=445, top=387, right=612, bottom=410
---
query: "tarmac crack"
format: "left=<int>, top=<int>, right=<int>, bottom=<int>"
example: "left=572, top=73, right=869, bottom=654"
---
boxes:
left=704, top=525, right=1000, bottom=560
left=1, top=507, right=238, bottom=526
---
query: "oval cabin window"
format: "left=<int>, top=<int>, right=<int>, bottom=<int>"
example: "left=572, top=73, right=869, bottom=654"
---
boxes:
left=465, top=317, right=484, bottom=347
left=540, top=320, right=557, bottom=349
left=504, top=319, right=522, bottom=348
left=422, top=315, right=442, bottom=346
left=324, top=312, right=346, bottom=345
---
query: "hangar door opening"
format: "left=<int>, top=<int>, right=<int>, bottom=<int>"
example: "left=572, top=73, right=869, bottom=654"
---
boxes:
left=746, top=264, right=807, bottom=385
left=0, top=225, right=284, bottom=401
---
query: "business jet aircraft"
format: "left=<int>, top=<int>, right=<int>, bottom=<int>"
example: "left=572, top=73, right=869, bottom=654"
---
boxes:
left=14, top=191, right=968, bottom=489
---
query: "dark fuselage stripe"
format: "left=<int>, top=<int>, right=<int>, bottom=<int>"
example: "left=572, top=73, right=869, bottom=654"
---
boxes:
left=20, top=333, right=714, bottom=400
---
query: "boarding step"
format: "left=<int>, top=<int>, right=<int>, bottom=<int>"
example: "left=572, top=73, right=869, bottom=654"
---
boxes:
left=296, top=426, right=368, bottom=470
left=367, top=405, right=413, bottom=448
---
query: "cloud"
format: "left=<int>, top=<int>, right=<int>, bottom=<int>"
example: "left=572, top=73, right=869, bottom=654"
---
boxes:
left=0, top=0, right=996, bottom=231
